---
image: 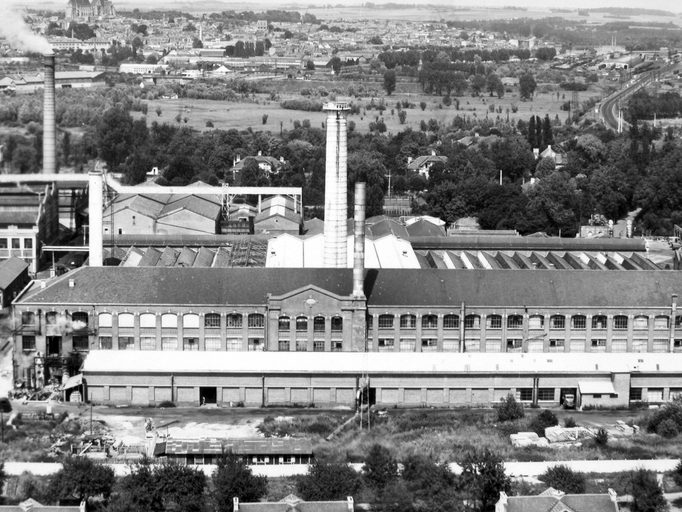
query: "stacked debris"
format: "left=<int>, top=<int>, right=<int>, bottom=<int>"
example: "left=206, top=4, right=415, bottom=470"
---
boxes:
left=544, top=426, right=595, bottom=443
left=510, top=432, right=550, bottom=448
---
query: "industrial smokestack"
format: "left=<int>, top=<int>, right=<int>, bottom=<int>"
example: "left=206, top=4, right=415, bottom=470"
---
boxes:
left=353, top=182, right=366, bottom=298
left=323, top=102, right=351, bottom=268
left=88, top=168, right=104, bottom=267
left=43, top=53, right=56, bottom=175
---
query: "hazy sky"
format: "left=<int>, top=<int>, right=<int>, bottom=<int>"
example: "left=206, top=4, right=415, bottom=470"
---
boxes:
left=6, top=0, right=682, bottom=15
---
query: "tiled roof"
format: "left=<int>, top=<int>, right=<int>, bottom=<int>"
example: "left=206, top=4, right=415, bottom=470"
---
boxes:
left=0, top=257, right=28, bottom=289
left=506, top=494, right=617, bottom=512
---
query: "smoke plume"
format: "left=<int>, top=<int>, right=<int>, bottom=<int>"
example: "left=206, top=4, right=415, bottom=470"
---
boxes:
left=0, top=5, right=53, bottom=54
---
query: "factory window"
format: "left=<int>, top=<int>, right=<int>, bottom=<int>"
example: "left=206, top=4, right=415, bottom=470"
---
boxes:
left=204, top=313, right=221, bottom=328
left=629, top=388, right=643, bottom=401
left=647, top=389, right=664, bottom=402
left=538, top=388, right=555, bottom=401
left=226, top=314, right=242, bottom=328
left=592, top=315, right=607, bottom=329
left=654, top=316, right=670, bottom=330
left=313, top=341, right=325, bottom=352
left=549, top=339, right=564, bottom=352
left=486, top=315, right=502, bottom=329
left=46, top=311, right=58, bottom=326
left=183, top=338, right=199, bottom=351
left=73, top=336, right=89, bottom=351
left=183, top=314, right=199, bottom=329
left=506, top=339, right=523, bottom=352
left=443, top=314, right=459, bottom=329
left=378, top=338, right=394, bottom=351
left=224, top=339, right=239, bottom=351
left=401, top=315, right=417, bottom=329
left=72, top=312, right=89, bottom=330
left=118, top=313, right=134, bottom=328
left=507, top=315, right=523, bottom=329
left=22, top=335, right=36, bottom=351
left=140, top=336, right=156, bottom=350
left=675, top=339, right=682, bottom=352
left=315, top=317, right=327, bottom=332
left=422, top=338, right=438, bottom=351
left=400, top=338, right=415, bottom=351
left=99, top=337, right=112, bottom=350
left=571, top=315, right=586, bottom=330
left=422, top=315, right=438, bottom=329
left=296, top=340, right=308, bottom=351
left=161, top=314, right=177, bottom=328
left=367, top=315, right=374, bottom=330
left=549, top=315, right=565, bottom=330
left=0, top=240, right=5, bottom=249
left=591, top=339, right=606, bottom=347
left=613, top=315, right=628, bottom=330
left=378, top=314, right=394, bottom=329
left=278, top=340, right=290, bottom=351
left=140, top=313, right=156, bottom=328
left=331, top=317, right=342, bottom=332
left=633, top=316, right=648, bottom=330
left=278, top=316, right=290, bottom=331
left=516, top=388, right=533, bottom=401
left=676, top=316, right=682, bottom=328
left=11, top=238, right=20, bottom=249
left=331, top=341, right=343, bottom=352
left=24, top=238, right=32, bottom=250
left=248, top=314, right=265, bottom=329
left=248, top=338, right=263, bottom=351
left=161, top=337, right=177, bottom=350
left=528, top=315, right=544, bottom=329
left=296, top=316, right=308, bottom=332
left=118, top=337, right=134, bottom=350
left=98, top=313, right=112, bottom=328
left=464, top=315, right=480, bottom=329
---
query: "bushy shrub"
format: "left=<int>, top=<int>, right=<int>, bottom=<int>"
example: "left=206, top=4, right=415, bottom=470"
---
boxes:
left=157, top=401, right=176, bottom=408
left=658, top=418, right=679, bottom=438
left=595, top=427, right=609, bottom=446
left=529, top=410, right=558, bottom=437
left=646, top=397, right=682, bottom=434
left=497, top=394, right=525, bottom=422
left=539, top=464, right=586, bottom=494
left=564, top=416, right=577, bottom=428
left=672, top=460, right=682, bottom=488
left=281, top=99, right=323, bottom=112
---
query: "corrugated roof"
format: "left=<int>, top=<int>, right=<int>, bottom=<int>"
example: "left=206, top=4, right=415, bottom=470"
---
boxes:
left=165, top=437, right=312, bottom=455
left=409, top=236, right=646, bottom=252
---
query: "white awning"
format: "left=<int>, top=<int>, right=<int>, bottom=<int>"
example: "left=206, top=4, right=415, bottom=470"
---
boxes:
left=63, top=374, right=83, bottom=390
left=579, top=380, right=616, bottom=395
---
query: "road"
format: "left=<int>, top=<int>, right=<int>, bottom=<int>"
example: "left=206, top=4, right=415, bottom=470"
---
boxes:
left=599, top=62, right=682, bottom=131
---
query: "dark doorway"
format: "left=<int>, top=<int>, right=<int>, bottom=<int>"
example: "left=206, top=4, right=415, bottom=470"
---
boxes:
left=200, top=387, right=217, bottom=405
left=47, top=336, right=62, bottom=356
left=560, top=388, right=577, bottom=408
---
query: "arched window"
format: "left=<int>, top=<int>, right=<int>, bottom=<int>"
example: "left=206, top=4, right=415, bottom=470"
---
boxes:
left=571, top=315, right=586, bottom=329
left=205, top=313, right=221, bottom=328
left=72, top=311, right=89, bottom=330
left=400, top=314, right=416, bottom=329
left=314, top=317, right=326, bottom=332
left=486, top=315, right=502, bottom=329
left=422, top=315, right=438, bottom=329
left=119, top=313, right=134, bottom=328
left=46, top=311, right=58, bottom=326
left=549, top=315, right=565, bottom=330
left=614, top=315, right=628, bottom=330
left=528, top=315, right=544, bottom=330
left=654, top=315, right=670, bottom=330
left=507, top=315, right=523, bottom=329
left=296, top=316, right=308, bottom=332
left=183, top=314, right=199, bottom=329
left=248, top=314, right=264, bottom=328
left=21, top=311, right=36, bottom=326
left=331, top=317, right=342, bottom=332
left=98, top=313, right=112, bottom=328
left=161, top=313, right=177, bottom=328
left=443, top=314, right=459, bottom=329
left=378, top=314, right=394, bottom=329
left=226, top=314, right=241, bottom=328
left=464, top=315, right=480, bottom=329
left=140, top=313, right=156, bottom=328
left=633, top=315, right=648, bottom=330
left=278, top=316, right=290, bottom=331
left=592, top=315, right=607, bottom=329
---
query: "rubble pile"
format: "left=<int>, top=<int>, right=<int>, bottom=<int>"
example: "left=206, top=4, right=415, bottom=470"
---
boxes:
left=510, top=432, right=549, bottom=448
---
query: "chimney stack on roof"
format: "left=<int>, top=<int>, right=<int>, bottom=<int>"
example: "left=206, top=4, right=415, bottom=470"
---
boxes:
left=42, top=53, right=56, bottom=175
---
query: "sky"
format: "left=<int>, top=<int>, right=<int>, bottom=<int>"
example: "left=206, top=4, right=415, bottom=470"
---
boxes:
left=5, top=0, right=682, bottom=11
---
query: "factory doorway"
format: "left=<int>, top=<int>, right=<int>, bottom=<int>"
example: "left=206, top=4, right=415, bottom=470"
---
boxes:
left=560, top=388, right=577, bottom=408
left=47, top=336, right=62, bottom=356
left=200, top=387, right=217, bottom=406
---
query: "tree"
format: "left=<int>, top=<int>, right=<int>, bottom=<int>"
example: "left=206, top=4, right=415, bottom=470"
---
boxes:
left=48, top=456, right=115, bottom=502
left=154, top=462, right=206, bottom=512
left=527, top=115, right=537, bottom=149
left=497, top=394, right=524, bottom=422
left=212, top=451, right=268, bottom=512
left=61, top=131, right=71, bottom=166
left=672, top=460, right=682, bottom=488
left=0, top=462, right=5, bottom=500
left=519, top=73, right=537, bottom=100
left=471, top=74, right=487, bottom=96
left=542, top=114, right=554, bottom=148
left=296, top=460, right=361, bottom=501
left=398, top=110, right=407, bottom=124
left=96, top=107, right=134, bottom=172
left=383, top=70, right=397, bottom=96
left=486, top=73, right=502, bottom=97
left=460, top=449, right=512, bottom=512
left=539, top=465, right=586, bottom=494
left=328, top=56, right=342, bottom=75
left=530, top=410, right=559, bottom=437
left=239, top=158, right=269, bottom=187
left=109, top=456, right=163, bottom=512
left=629, top=469, right=668, bottom=512
left=362, top=444, right=398, bottom=491
left=401, top=454, right=458, bottom=504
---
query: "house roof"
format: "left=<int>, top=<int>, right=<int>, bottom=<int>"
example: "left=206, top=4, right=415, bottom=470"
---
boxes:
left=0, top=257, right=28, bottom=290
left=504, top=492, right=618, bottom=512
left=407, top=155, right=448, bottom=170
left=238, top=495, right=351, bottom=512
left=164, top=437, right=312, bottom=455
left=405, top=219, right=445, bottom=237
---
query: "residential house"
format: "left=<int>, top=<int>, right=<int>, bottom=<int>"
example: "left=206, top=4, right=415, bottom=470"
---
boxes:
left=495, top=488, right=619, bottom=512
left=406, top=153, right=448, bottom=179
left=234, top=495, right=354, bottom=512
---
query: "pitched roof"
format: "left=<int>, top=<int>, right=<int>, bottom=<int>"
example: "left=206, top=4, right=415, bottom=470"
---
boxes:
left=505, top=493, right=618, bottom=512
left=0, top=257, right=28, bottom=289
